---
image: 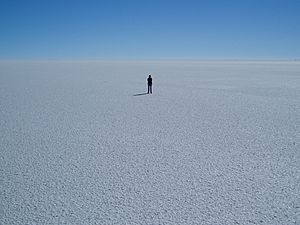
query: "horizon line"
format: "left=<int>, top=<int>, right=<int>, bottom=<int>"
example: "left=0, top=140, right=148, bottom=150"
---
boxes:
left=1, top=57, right=300, bottom=63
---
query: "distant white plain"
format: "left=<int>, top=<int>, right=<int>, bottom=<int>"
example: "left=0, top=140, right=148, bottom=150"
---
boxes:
left=1, top=60, right=299, bottom=224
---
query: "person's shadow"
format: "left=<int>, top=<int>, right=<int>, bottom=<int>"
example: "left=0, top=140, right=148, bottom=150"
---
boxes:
left=133, top=93, right=148, bottom=96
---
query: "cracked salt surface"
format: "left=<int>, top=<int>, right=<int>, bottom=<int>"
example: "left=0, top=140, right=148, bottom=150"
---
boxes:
left=1, top=60, right=299, bottom=224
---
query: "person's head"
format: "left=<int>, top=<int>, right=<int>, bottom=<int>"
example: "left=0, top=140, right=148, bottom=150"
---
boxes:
left=148, top=75, right=151, bottom=78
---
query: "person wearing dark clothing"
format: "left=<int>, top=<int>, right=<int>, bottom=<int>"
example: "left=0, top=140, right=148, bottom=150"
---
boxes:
left=147, top=75, right=153, bottom=94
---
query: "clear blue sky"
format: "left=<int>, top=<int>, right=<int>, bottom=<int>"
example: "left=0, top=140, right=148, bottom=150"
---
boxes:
left=0, top=0, right=299, bottom=59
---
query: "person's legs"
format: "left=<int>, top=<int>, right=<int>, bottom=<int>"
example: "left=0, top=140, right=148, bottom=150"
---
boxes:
left=150, top=85, right=152, bottom=94
left=147, top=85, right=150, bottom=94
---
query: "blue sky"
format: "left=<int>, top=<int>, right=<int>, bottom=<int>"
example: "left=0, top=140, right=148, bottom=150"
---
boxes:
left=0, top=0, right=299, bottom=59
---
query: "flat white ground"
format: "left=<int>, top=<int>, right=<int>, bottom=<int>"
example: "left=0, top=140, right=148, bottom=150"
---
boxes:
left=0, top=60, right=299, bottom=224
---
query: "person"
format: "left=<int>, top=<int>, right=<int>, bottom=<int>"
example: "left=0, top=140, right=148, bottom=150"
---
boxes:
left=147, top=75, right=153, bottom=94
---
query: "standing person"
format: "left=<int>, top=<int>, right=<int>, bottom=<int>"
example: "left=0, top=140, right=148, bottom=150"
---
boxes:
left=147, top=75, right=153, bottom=94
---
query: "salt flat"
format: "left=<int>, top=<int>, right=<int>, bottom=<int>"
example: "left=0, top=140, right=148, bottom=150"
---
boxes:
left=0, top=60, right=299, bottom=224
